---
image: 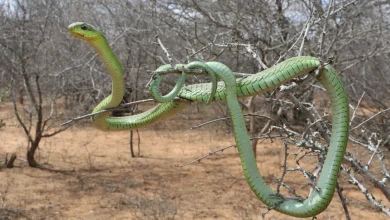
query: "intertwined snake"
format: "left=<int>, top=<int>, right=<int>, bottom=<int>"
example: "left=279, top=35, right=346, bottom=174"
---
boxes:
left=68, top=22, right=349, bottom=218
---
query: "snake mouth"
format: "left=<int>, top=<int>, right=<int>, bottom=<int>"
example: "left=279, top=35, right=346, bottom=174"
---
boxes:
left=70, top=32, right=85, bottom=39
left=70, top=32, right=99, bottom=41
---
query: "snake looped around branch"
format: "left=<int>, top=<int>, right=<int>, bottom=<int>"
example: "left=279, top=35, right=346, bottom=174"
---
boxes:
left=68, top=22, right=349, bottom=218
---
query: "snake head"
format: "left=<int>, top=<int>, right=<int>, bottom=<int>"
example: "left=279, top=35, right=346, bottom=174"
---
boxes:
left=68, top=22, right=101, bottom=41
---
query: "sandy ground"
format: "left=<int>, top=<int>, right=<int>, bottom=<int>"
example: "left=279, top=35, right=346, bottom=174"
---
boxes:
left=0, top=101, right=389, bottom=220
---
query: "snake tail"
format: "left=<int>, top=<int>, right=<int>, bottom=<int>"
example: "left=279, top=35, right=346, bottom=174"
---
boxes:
left=234, top=64, right=349, bottom=217
left=69, top=22, right=349, bottom=217
left=185, top=60, right=349, bottom=217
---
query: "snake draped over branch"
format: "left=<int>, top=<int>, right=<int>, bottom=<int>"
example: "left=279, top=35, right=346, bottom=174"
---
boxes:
left=68, top=22, right=349, bottom=218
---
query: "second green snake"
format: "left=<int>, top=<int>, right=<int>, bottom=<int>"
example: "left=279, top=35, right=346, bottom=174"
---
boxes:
left=68, top=22, right=349, bottom=218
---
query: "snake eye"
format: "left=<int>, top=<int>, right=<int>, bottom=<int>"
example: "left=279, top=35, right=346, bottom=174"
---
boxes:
left=81, top=24, right=87, bottom=30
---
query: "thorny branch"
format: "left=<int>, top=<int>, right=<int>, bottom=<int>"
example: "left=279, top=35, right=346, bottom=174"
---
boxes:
left=342, top=165, right=390, bottom=217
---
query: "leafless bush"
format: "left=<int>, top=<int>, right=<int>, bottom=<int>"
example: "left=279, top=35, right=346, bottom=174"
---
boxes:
left=0, top=0, right=389, bottom=218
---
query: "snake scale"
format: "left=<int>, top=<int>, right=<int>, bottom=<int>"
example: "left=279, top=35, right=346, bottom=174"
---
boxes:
left=68, top=22, right=349, bottom=218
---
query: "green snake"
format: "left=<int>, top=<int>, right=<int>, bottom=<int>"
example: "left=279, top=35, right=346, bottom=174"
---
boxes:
left=68, top=22, right=349, bottom=218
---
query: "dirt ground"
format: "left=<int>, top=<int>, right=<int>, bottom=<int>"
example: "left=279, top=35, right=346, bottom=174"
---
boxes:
left=0, top=101, right=388, bottom=220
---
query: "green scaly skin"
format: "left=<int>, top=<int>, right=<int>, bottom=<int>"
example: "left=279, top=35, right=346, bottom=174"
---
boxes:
left=69, top=22, right=349, bottom=217
left=183, top=61, right=218, bottom=104
left=185, top=62, right=349, bottom=217
left=149, top=64, right=187, bottom=103
left=150, top=62, right=218, bottom=104
left=68, top=22, right=191, bottom=131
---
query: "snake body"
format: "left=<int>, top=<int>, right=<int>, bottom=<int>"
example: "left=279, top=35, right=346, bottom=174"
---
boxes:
left=68, top=22, right=349, bottom=217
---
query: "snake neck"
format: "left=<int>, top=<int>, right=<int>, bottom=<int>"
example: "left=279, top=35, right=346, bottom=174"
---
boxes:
left=89, top=36, right=124, bottom=110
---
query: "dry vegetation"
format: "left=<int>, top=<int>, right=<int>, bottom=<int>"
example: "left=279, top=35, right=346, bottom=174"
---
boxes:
left=1, top=0, right=390, bottom=219
left=0, top=102, right=389, bottom=220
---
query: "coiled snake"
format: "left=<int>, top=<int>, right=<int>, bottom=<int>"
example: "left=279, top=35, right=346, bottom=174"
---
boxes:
left=68, top=22, right=349, bottom=218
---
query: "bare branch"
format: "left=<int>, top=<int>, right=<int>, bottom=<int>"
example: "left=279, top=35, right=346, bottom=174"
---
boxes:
left=350, top=108, right=390, bottom=132
left=342, top=165, right=390, bottom=217
left=336, top=181, right=351, bottom=220
left=319, top=0, right=334, bottom=63
left=156, top=35, right=175, bottom=65
left=151, top=66, right=251, bottom=78
left=61, top=98, right=160, bottom=126
left=350, top=92, right=365, bottom=126
left=190, top=113, right=275, bottom=130
left=298, top=16, right=313, bottom=56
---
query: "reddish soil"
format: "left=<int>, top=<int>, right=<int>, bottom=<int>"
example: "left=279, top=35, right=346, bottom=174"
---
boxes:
left=0, top=101, right=388, bottom=219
